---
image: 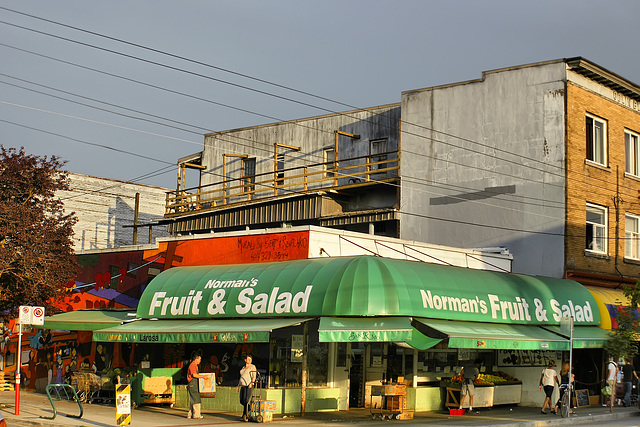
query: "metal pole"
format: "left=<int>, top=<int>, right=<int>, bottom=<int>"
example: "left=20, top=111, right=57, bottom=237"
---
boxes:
left=301, top=322, right=308, bottom=416
left=569, top=316, right=574, bottom=395
left=133, top=193, right=140, bottom=245
left=15, top=322, right=22, bottom=415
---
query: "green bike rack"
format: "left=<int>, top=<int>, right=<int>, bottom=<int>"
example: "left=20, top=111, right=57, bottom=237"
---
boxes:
left=41, top=383, right=83, bottom=420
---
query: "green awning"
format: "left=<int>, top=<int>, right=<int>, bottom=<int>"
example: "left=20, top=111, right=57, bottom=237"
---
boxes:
left=136, top=256, right=600, bottom=327
left=39, top=310, right=134, bottom=331
left=415, top=318, right=569, bottom=350
left=542, top=325, right=612, bottom=349
left=93, top=317, right=309, bottom=343
left=318, top=317, right=413, bottom=342
left=400, top=328, right=443, bottom=350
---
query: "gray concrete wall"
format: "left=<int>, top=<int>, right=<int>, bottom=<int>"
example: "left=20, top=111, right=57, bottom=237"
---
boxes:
left=200, top=105, right=401, bottom=203
left=400, top=62, right=567, bottom=277
left=59, top=173, right=170, bottom=250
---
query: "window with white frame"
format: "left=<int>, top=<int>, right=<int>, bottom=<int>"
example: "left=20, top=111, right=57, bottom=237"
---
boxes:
left=586, top=203, right=607, bottom=253
left=625, top=130, right=640, bottom=176
left=586, top=114, right=607, bottom=166
left=625, top=213, right=640, bottom=260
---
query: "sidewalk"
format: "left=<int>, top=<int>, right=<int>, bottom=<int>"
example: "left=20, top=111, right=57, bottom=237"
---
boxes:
left=1, top=390, right=639, bottom=426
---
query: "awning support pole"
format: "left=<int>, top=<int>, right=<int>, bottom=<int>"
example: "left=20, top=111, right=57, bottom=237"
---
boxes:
left=412, top=349, right=418, bottom=388
left=301, top=322, right=308, bottom=416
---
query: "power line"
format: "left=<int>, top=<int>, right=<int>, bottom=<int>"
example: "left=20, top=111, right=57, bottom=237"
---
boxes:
left=0, top=37, right=626, bottom=205
left=0, top=6, right=360, bottom=111
left=0, top=73, right=210, bottom=134
left=0, top=9, right=627, bottom=209
left=1, top=12, right=637, bottom=236
left=0, top=118, right=174, bottom=165
left=59, top=165, right=176, bottom=202
left=0, top=100, right=203, bottom=147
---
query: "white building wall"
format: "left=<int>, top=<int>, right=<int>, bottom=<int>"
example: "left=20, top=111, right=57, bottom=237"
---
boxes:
left=307, top=227, right=512, bottom=272
left=400, top=61, right=567, bottom=277
left=59, top=173, right=170, bottom=250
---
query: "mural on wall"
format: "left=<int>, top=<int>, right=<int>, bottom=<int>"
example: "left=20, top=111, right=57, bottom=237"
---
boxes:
left=2, top=231, right=311, bottom=389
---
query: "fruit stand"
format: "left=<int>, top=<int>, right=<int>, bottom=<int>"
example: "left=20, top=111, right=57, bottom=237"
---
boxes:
left=441, top=372, right=522, bottom=409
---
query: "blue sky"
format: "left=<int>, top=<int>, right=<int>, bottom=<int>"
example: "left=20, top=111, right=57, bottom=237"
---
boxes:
left=1, top=0, right=638, bottom=189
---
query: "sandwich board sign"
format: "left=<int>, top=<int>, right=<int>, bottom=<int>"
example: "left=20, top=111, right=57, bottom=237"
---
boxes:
left=18, top=306, right=45, bottom=326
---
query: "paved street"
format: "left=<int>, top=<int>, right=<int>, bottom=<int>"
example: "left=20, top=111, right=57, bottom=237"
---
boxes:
left=1, top=390, right=640, bottom=426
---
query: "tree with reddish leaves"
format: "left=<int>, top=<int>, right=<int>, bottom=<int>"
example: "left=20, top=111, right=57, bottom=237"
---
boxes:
left=0, top=147, right=78, bottom=320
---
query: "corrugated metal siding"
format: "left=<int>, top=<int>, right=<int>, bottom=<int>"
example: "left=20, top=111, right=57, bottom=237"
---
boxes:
left=320, top=210, right=398, bottom=226
left=168, top=195, right=327, bottom=234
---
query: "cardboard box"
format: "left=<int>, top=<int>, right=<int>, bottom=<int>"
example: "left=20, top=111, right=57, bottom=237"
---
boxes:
left=199, top=373, right=216, bottom=397
left=251, top=400, right=277, bottom=412
left=396, top=410, right=414, bottom=420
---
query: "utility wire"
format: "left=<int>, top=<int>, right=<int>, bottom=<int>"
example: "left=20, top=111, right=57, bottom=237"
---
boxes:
left=0, top=6, right=359, bottom=111
left=0, top=118, right=174, bottom=165
left=1, top=14, right=636, bottom=231
left=0, top=51, right=631, bottom=217
left=0, top=12, right=627, bottom=207
left=0, top=74, right=210, bottom=134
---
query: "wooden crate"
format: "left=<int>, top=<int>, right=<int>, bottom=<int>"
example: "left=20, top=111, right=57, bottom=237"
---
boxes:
left=371, top=384, right=406, bottom=396
left=396, top=410, right=414, bottom=420
left=387, top=395, right=406, bottom=411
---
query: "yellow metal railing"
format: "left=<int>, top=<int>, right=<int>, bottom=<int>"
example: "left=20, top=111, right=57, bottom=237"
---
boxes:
left=165, top=151, right=399, bottom=216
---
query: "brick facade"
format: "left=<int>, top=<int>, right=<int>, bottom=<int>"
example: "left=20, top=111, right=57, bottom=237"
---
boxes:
left=566, top=82, right=640, bottom=281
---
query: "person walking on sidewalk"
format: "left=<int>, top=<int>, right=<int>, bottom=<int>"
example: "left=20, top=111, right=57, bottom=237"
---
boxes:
left=187, top=353, right=206, bottom=419
left=459, top=358, right=481, bottom=414
left=606, top=357, right=618, bottom=412
left=621, top=358, right=638, bottom=407
left=539, top=360, right=559, bottom=414
left=237, top=355, right=257, bottom=422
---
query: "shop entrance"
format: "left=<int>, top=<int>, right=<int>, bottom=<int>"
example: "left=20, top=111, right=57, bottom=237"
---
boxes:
left=349, top=344, right=365, bottom=408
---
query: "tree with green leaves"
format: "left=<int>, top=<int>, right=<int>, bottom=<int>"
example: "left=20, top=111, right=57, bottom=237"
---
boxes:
left=604, top=282, right=640, bottom=362
left=0, top=147, right=78, bottom=320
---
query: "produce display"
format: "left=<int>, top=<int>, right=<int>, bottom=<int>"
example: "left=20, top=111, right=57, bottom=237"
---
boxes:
left=449, top=371, right=519, bottom=385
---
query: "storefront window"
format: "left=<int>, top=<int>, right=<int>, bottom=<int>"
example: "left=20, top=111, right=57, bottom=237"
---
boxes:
left=307, top=320, right=327, bottom=386
left=269, top=323, right=304, bottom=387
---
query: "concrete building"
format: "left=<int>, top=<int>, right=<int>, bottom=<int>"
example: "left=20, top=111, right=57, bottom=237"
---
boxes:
left=60, top=173, right=170, bottom=250
left=164, top=57, right=640, bottom=287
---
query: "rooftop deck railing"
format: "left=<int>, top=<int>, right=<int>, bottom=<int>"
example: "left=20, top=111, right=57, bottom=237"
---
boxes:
left=165, top=151, right=399, bottom=217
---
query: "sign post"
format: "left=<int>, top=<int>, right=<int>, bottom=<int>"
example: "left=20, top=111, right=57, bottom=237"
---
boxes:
left=115, top=383, right=131, bottom=425
left=15, top=306, right=45, bottom=415
left=560, top=315, right=574, bottom=418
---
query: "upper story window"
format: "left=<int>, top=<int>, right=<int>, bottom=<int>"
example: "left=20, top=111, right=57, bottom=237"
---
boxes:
left=242, top=157, right=256, bottom=193
left=625, top=130, right=640, bottom=176
left=625, top=213, right=640, bottom=260
left=586, top=114, right=607, bottom=166
left=276, top=153, right=285, bottom=186
left=586, top=203, right=607, bottom=254
left=370, top=138, right=389, bottom=171
left=323, top=147, right=335, bottom=178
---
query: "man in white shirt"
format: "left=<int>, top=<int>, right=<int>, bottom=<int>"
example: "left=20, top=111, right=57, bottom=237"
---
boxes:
left=606, top=358, right=618, bottom=412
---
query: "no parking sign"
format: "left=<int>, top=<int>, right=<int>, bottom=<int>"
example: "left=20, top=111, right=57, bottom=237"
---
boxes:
left=18, top=306, right=45, bottom=325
